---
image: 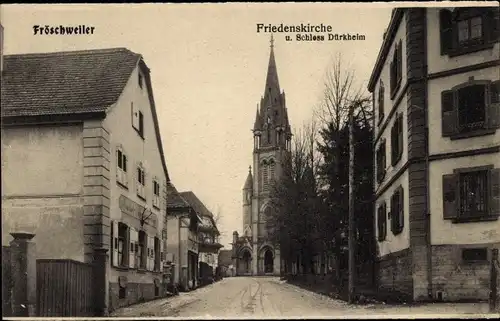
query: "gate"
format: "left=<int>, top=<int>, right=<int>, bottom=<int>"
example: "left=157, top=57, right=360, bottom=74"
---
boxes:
left=37, top=259, right=94, bottom=317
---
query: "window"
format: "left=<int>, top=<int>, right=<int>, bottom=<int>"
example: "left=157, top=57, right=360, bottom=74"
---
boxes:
left=117, top=223, right=129, bottom=267
left=116, top=148, right=128, bottom=187
left=154, top=237, right=161, bottom=271
left=119, top=285, right=126, bottom=299
left=441, top=80, right=500, bottom=138
left=459, top=170, right=488, bottom=218
left=138, top=111, right=144, bottom=138
left=390, top=186, right=404, bottom=235
left=443, top=167, right=500, bottom=222
left=440, top=8, right=498, bottom=57
left=462, top=248, right=488, bottom=263
left=138, top=231, right=147, bottom=269
left=391, top=114, right=403, bottom=166
left=136, top=166, right=146, bottom=200
left=377, top=202, right=387, bottom=241
left=378, top=81, right=385, bottom=124
left=153, top=179, right=160, bottom=209
left=376, top=139, right=386, bottom=184
left=389, top=40, right=403, bottom=98
left=139, top=73, right=143, bottom=89
left=269, top=160, right=275, bottom=185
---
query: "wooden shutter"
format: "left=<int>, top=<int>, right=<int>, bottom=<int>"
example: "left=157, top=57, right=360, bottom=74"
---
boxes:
left=381, top=140, right=386, bottom=176
left=390, top=193, right=396, bottom=233
left=131, top=102, right=139, bottom=130
left=160, top=240, right=164, bottom=273
left=439, top=9, right=453, bottom=54
left=111, top=220, right=119, bottom=267
left=489, top=168, right=500, bottom=218
left=397, top=41, right=402, bottom=83
left=398, top=116, right=403, bottom=162
left=441, top=90, right=457, bottom=136
left=390, top=60, right=395, bottom=95
left=377, top=202, right=386, bottom=242
left=487, top=81, right=500, bottom=129
left=391, top=120, right=398, bottom=166
left=150, top=236, right=155, bottom=271
left=398, top=186, right=404, bottom=232
left=129, top=228, right=136, bottom=269
left=443, top=174, right=458, bottom=220
left=484, top=9, right=499, bottom=44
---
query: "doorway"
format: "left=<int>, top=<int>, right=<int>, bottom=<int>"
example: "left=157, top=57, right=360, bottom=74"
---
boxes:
left=264, top=249, right=273, bottom=273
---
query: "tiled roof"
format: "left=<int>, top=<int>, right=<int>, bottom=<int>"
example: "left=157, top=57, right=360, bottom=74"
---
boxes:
left=1, top=48, right=141, bottom=117
left=179, top=191, right=214, bottom=218
left=1, top=47, right=171, bottom=182
left=166, top=182, right=191, bottom=209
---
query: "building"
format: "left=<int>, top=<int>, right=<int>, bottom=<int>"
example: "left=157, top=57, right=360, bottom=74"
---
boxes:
left=180, top=192, right=223, bottom=283
left=368, top=7, right=499, bottom=302
left=165, top=182, right=201, bottom=291
left=231, top=36, right=292, bottom=276
left=218, top=249, right=235, bottom=277
left=1, top=47, right=170, bottom=313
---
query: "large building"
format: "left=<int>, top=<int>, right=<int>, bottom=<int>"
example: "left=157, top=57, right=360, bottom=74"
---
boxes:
left=1, top=47, right=170, bottom=313
left=368, top=7, right=499, bottom=302
left=231, top=37, right=292, bottom=276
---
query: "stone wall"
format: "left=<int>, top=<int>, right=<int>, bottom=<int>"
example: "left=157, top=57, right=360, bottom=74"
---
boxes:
left=108, top=281, right=162, bottom=312
left=376, top=249, right=413, bottom=301
left=431, top=244, right=496, bottom=302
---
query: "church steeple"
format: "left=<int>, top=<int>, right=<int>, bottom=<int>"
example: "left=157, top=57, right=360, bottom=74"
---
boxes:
left=252, top=34, right=292, bottom=151
left=263, top=34, right=280, bottom=105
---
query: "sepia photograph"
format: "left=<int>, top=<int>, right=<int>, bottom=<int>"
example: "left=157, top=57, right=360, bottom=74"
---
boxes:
left=0, top=1, right=499, bottom=319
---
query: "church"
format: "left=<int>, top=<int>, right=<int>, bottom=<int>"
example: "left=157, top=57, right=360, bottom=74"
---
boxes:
left=231, top=36, right=292, bottom=276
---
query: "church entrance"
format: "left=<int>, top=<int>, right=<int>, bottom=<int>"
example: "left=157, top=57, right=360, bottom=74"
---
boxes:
left=264, top=249, right=273, bottom=274
left=241, top=249, right=252, bottom=275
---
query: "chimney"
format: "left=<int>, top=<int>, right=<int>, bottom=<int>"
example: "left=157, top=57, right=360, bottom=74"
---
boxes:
left=0, top=23, right=4, bottom=75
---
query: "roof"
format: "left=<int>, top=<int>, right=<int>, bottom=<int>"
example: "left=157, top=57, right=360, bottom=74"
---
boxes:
left=243, top=167, right=253, bottom=190
left=367, top=9, right=405, bottom=92
left=218, top=250, right=233, bottom=266
left=179, top=191, right=214, bottom=218
left=166, top=181, right=191, bottom=210
left=1, top=47, right=170, bottom=181
left=1, top=48, right=140, bottom=118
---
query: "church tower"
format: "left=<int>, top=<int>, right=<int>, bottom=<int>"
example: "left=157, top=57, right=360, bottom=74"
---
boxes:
left=239, top=34, right=292, bottom=276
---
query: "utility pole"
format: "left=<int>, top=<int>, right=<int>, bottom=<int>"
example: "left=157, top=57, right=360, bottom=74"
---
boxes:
left=348, top=103, right=356, bottom=304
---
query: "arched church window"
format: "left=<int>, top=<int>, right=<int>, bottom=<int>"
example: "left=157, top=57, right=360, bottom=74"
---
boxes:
left=269, top=160, right=275, bottom=183
left=262, top=164, right=269, bottom=192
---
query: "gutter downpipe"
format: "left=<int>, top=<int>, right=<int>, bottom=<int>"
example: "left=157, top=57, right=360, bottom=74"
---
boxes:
left=423, top=9, right=433, bottom=300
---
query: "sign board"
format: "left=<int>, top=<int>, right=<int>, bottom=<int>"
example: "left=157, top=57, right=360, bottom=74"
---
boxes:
left=119, top=195, right=158, bottom=228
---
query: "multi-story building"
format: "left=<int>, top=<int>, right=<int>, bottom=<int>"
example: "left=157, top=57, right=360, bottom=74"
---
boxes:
left=368, top=7, right=499, bottom=302
left=1, top=47, right=170, bottom=313
left=231, top=36, right=292, bottom=276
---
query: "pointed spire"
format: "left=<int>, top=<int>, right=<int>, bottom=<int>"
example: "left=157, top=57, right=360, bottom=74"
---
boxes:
left=253, top=104, right=262, bottom=131
left=263, top=34, right=280, bottom=104
left=243, top=166, right=253, bottom=190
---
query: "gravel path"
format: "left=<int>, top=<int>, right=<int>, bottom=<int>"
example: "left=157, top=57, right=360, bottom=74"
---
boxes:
left=111, top=276, right=498, bottom=318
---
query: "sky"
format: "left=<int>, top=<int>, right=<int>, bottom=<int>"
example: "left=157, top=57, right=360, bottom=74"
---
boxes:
left=1, top=2, right=473, bottom=248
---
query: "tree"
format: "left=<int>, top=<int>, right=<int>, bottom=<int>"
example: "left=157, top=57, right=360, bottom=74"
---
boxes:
left=266, top=119, right=323, bottom=275
left=315, top=52, right=375, bottom=289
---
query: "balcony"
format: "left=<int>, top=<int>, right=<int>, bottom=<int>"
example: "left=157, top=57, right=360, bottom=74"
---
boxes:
left=198, top=236, right=223, bottom=254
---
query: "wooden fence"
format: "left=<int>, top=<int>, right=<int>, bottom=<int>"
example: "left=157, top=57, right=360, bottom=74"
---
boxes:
left=37, top=259, right=94, bottom=317
left=2, top=246, right=12, bottom=317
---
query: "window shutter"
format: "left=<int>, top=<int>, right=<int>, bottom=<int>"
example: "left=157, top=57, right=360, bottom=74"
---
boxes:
left=381, top=140, right=386, bottom=176
left=131, top=102, right=139, bottom=130
left=390, top=193, right=396, bottom=233
left=129, top=228, right=136, bottom=269
left=112, top=220, right=119, bottom=267
left=484, top=9, right=499, bottom=44
left=441, top=90, right=457, bottom=136
left=397, top=116, right=403, bottom=163
left=150, top=236, right=155, bottom=271
left=397, top=41, right=403, bottom=83
left=391, top=121, right=398, bottom=166
left=390, top=60, right=395, bottom=95
left=489, top=168, right=500, bottom=218
left=382, top=202, right=387, bottom=241
left=160, top=240, right=164, bottom=273
left=487, top=81, right=500, bottom=129
left=439, top=9, right=453, bottom=54
left=398, top=186, right=404, bottom=232
left=442, top=174, right=458, bottom=220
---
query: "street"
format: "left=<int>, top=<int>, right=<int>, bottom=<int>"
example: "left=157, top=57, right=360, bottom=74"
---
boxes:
left=111, top=277, right=496, bottom=318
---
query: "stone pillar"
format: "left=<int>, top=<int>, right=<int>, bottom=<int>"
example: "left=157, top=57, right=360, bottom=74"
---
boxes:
left=10, top=232, right=36, bottom=317
left=93, top=248, right=108, bottom=317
